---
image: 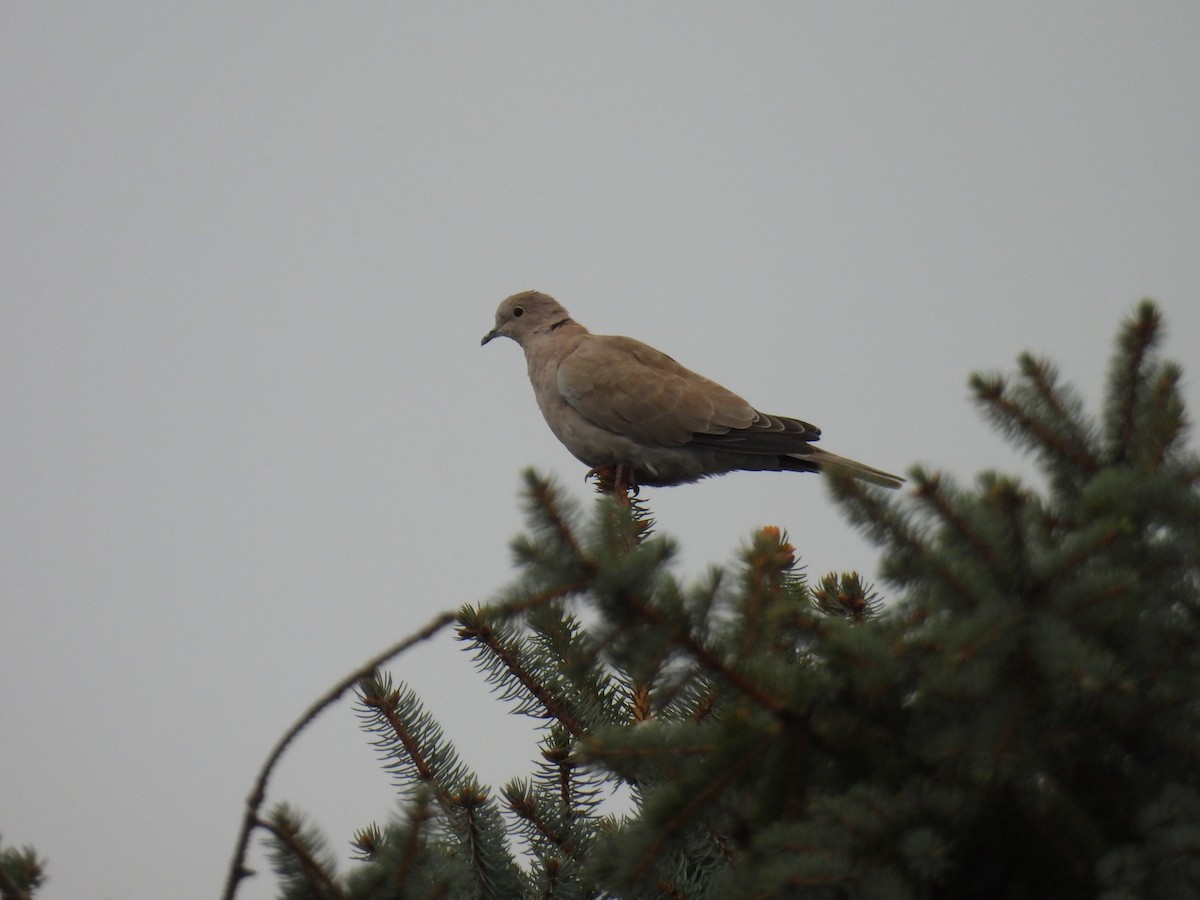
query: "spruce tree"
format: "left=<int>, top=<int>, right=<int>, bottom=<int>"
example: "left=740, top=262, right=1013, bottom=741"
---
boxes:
left=239, top=300, right=1198, bottom=899
left=19, top=301, right=1197, bottom=898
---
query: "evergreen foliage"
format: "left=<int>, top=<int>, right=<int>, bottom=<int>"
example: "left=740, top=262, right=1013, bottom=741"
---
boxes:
left=0, top=837, right=46, bottom=900
left=248, top=301, right=1196, bottom=898
left=9, top=303, right=1198, bottom=898
left=247, top=301, right=1198, bottom=898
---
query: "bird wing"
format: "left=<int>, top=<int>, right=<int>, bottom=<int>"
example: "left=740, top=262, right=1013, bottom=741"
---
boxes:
left=556, top=334, right=813, bottom=448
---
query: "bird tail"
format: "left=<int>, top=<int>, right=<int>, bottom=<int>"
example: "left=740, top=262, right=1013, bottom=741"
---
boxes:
left=801, top=449, right=905, bottom=490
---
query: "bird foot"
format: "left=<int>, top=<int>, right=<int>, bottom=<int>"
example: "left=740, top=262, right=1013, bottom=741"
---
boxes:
left=586, top=465, right=640, bottom=503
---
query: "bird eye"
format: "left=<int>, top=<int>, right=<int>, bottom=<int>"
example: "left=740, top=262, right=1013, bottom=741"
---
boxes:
left=512, top=306, right=524, bottom=318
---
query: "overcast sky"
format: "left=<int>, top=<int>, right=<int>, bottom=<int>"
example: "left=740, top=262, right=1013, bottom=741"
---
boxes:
left=2, top=5, right=1198, bottom=899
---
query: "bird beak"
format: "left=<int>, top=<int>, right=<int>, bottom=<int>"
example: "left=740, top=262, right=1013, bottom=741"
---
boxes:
left=481, top=329, right=498, bottom=346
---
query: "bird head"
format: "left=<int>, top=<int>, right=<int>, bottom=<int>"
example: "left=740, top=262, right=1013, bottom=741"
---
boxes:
left=481, top=291, right=573, bottom=348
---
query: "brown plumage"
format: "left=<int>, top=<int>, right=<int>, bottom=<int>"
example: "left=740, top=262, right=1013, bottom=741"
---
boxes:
left=482, top=290, right=904, bottom=490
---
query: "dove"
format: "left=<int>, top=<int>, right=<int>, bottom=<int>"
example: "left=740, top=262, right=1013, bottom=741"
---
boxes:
left=481, top=290, right=904, bottom=491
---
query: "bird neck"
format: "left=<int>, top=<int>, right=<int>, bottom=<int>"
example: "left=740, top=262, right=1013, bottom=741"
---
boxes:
left=522, top=320, right=588, bottom=363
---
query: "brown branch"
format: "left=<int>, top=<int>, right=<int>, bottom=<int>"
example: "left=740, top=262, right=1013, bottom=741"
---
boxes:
left=624, top=591, right=793, bottom=719
left=1045, top=528, right=1121, bottom=588
left=1021, top=354, right=1098, bottom=467
left=481, top=576, right=593, bottom=619
left=221, top=608, right=458, bottom=900
left=505, top=790, right=582, bottom=859
left=954, top=616, right=1017, bottom=664
left=390, top=792, right=437, bottom=893
left=1115, top=307, right=1156, bottom=459
left=365, top=691, right=450, bottom=801
left=255, top=815, right=348, bottom=900
left=1148, top=365, right=1186, bottom=467
left=459, top=615, right=588, bottom=738
left=982, top=389, right=1100, bottom=473
left=920, top=473, right=1000, bottom=570
left=528, top=474, right=586, bottom=560
left=0, top=864, right=33, bottom=900
left=630, top=728, right=778, bottom=879
left=839, top=475, right=978, bottom=602
left=1064, top=579, right=1130, bottom=615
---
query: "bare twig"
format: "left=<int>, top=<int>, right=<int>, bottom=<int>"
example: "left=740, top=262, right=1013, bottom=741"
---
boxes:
left=221, top=609, right=458, bottom=900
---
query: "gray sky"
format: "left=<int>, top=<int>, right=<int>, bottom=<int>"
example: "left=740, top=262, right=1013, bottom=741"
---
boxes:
left=2, top=5, right=1198, bottom=898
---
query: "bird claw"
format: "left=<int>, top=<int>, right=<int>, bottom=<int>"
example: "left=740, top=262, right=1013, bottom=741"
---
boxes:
left=586, top=465, right=640, bottom=503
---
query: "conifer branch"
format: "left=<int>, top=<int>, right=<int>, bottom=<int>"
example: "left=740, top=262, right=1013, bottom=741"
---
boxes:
left=523, top=469, right=586, bottom=560
left=544, top=739, right=575, bottom=806
left=738, top=525, right=805, bottom=653
left=970, top=373, right=1099, bottom=473
left=1012, top=352, right=1099, bottom=468
left=0, top=871, right=28, bottom=900
left=990, top=477, right=1032, bottom=592
left=0, top=862, right=32, bottom=900
left=259, top=811, right=347, bottom=900
left=349, top=823, right=384, bottom=861
left=457, top=613, right=588, bottom=738
left=362, top=683, right=452, bottom=801
left=503, top=785, right=583, bottom=859
left=222, top=608, right=458, bottom=900
left=1043, top=526, right=1122, bottom=587
left=630, top=680, right=654, bottom=722
left=230, top=301, right=1197, bottom=900
left=483, top=576, right=594, bottom=618
left=627, top=730, right=776, bottom=880
left=457, top=789, right=493, bottom=893
left=1110, top=301, right=1160, bottom=463
left=918, top=472, right=1001, bottom=570
left=1020, top=352, right=1096, bottom=457
left=1062, top=578, right=1129, bottom=614
left=395, top=791, right=438, bottom=884
left=811, top=572, right=883, bottom=621
left=0, top=839, right=43, bottom=900
left=1146, top=363, right=1188, bottom=467
left=348, top=791, right=444, bottom=892
left=836, top=472, right=978, bottom=601
left=951, top=616, right=1016, bottom=666
left=622, top=589, right=793, bottom=718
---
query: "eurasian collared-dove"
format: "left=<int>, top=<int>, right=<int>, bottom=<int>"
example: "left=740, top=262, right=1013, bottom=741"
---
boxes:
left=481, top=291, right=904, bottom=490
